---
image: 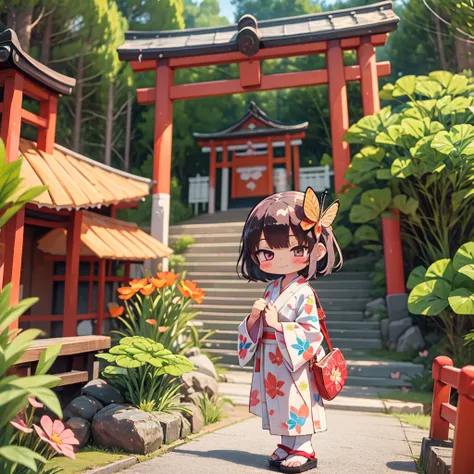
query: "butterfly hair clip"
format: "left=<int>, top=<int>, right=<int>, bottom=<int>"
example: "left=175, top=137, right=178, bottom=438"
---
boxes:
left=300, top=187, right=339, bottom=238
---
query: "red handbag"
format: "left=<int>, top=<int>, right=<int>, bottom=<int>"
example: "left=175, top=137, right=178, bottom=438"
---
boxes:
left=309, top=294, right=348, bottom=401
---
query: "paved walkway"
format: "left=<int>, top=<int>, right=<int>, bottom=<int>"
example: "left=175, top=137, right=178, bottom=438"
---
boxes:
left=123, top=410, right=426, bottom=474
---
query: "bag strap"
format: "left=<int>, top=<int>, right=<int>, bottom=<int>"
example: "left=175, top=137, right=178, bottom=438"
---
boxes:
left=311, top=288, right=333, bottom=353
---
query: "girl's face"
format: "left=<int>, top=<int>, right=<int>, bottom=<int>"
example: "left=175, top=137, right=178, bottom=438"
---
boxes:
left=255, top=231, right=326, bottom=275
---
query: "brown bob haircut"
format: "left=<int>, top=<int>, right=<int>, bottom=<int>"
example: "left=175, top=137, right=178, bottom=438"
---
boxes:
left=237, top=191, right=343, bottom=282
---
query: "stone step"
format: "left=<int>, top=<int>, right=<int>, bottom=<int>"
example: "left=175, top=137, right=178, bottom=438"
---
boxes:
left=169, top=233, right=242, bottom=245
left=196, top=279, right=373, bottom=290
left=204, top=336, right=382, bottom=352
left=198, top=319, right=380, bottom=331
left=200, top=327, right=381, bottom=341
left=170, top=222, right=244, bottom=235
left=198, top=310, right=365, bottom=322
left=202, top=287, right=373, bottom=300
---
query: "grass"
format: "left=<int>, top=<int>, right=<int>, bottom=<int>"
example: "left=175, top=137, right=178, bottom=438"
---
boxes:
left=367, top=349, right=416, bottom=362
left=379, top=390, right=433, bottom=406
left=392, top=413, right=431, bottom=430
left=50, top=447, right=129, bottom=474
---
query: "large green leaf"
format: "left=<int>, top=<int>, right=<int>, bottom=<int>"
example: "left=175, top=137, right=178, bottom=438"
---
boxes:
left=379, top=82, right=394, bottom=100
left=337, top=186, right=362, bottom=213
left=391, top=157, right=413, bottom=178
left=10, top=375, right=60, bottom=389
left=29, top=387, right=62, bottom=418
left=415, top=79, right=443, bottom=99
left=0, top=445, right=47, bottom=472
left=35, top=343, right=62, bottom=376
left=354, top=225, right=379, bottom=242
left=448, top=289, right=474, bottom=314
left=425, top=258, right=456, bottom=284
left=333, top=226, right=352, bottom=250
left=408, top=280, right=450, bottom=315
left=439, top=96, right=473, bottom=116
left=376, top=125, right=402, bottom=146
left=0, top=297, right=39, bottom=333
left=349, top=188, right=391, bottom=224
left=453, top=242, right=474, bottom=280
left=446, top=74, right=470, bottom=96
left=392, top=194, right=419, bottom=215
left=406, top=266, right=427, bottom=290
left=429, top=70, right=453, bottom=88
left=393, top=75, right=416, bottom=97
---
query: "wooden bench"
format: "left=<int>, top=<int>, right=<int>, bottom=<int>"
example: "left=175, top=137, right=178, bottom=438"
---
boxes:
left=14, top=335, right=111, bottom=406
left=420, top=356, right=474, bottom=474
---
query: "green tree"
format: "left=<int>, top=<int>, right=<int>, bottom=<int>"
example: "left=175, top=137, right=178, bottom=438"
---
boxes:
left=117, top=0, right=184, bottom=30
left=184, top=0, right=229, bottom=28
left=231, top=0, right=319, bottom=20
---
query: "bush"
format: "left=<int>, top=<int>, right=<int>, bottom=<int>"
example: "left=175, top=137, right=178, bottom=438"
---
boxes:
left=193, top=393, right=234, bottom=425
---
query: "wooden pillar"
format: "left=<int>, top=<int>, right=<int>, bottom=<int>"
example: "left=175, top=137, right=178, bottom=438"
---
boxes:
left=327, top=40, right=350, bottom=194
left=1, top=71, right=25, bottom=309
left=430, top=356, right=453, bottom=441
left=63, top=210, right=82, bottom=337
left=209, top=144, right=216, bottom=214
left=124, top=261, right=131, bottom=282
left=293, top=145, right=301, bottom=191
left=358, top=36, right=405, bottom=295
left=267, top=138, right=273, bottom=194
left=221, top=144, right=229, bottom=212
left=151, top=60, right=174, bottom=271
left=37, top=94, right=58, bottom=154
left=284, top=135, right=292, bottom=190
left=96, top=258, right=106, bottom=335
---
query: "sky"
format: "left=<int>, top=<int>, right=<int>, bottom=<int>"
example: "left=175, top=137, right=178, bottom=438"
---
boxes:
left=217, top=0, right=235, bottom=23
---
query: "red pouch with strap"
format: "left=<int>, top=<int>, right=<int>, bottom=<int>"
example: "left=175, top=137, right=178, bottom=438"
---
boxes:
left=309, top=292, right=348, bottom=401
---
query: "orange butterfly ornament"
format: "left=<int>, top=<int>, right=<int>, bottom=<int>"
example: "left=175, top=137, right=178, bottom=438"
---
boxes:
left=300, top=187, right=339, bottom=237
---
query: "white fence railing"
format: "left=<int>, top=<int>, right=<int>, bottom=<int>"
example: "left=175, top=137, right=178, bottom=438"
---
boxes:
left=188, top=174, right=209, bottom=215
left=299, top=165, right=333, bottom=192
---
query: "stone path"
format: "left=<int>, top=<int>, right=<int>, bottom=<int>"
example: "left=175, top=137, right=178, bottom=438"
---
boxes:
left=122, top=410, right=427, bottom=474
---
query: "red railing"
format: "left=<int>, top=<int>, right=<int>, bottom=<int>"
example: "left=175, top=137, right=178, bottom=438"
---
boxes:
left=429, top=356, right=474, bottom=473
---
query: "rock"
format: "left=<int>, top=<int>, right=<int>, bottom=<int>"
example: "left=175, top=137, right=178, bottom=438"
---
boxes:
left=63, top=396, right=104, bottom=422
left=388, top=317, right=412, bottom=343
left=184, top=348, right=200, bottom=358
left=180, top=403, right=204, bottom=434
left=364, top=310, right=371, bottom=318
left=65, top=417, right=90, bottom=448
left=181, top=371, right=218, bottom=402
left=187, top=354, right=218, bottom=379
left=92, top=404, right=163, bottom=454
left=370, top=314, right=381, bottom=322
left=382, top=399, right=423, bottom=415
left=83, top=379, right=123, bottom=406
left=152, top=412, right=181, bottom=444
left=365, top=297, right=386, bottom=314
left=179, top=415, right=191, bottom=438
left=381, top=319, right=389, bottom=340
left=397, top=326, right=425, bottom=352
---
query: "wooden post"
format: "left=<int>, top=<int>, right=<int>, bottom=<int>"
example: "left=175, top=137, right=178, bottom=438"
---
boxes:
left=221, top=144, right=229, bottom=212
left=327, top=40, right=350, bottom=194
left=151, top=60, right=174, bottom=270
left=430, top=356, right=453, bottom=441
left=124, top=262, right=131, bottom=282
left=452, top=365, right=474, bottom=474
left=292, top=145, right=300, bottom=191
left=37, top=94, right=58, bottom=154
left=267, top=138, right=274, bottom=194
left=96, top=259, right=106, bottom=335
left=63, top=210, right=82, bottom=337
left=358, top=36, right=380, bottom=115
left=1, top=71, right=25, bottom=309
left=209, top=144, right=216, bottom=214
left=284, top=135, right=292, bottom=190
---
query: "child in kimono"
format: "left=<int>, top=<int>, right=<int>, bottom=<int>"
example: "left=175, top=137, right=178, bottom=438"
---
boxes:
left=237, top=188, right=342, bottom=473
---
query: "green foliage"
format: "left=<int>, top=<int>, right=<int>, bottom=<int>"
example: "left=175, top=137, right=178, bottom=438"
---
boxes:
left=97, top=336, right=194, bottom=413
left=192, top=393, right=234, bottom=425
left=170, top=235, right=195, bottom=254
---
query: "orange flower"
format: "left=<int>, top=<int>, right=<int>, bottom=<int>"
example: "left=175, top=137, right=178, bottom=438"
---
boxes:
left=150, top=271, right=179, bottom=288
left=145, top=319, right=168, bottom=332
left=108, top=303, right=124, bottom=318
left=178, top=280, right=205, bottom=304
left=140, top=283, right=155, bottom=296
left=117, top=278, right=148, bottom=300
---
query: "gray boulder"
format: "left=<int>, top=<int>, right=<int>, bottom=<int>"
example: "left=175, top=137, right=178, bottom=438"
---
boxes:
left=83, top=379, right=123, bottom=406
left=381, top=319, right=389, bottom=340
left=179, top=414, right=191, bottom=438
left=397, top=326, right=425, bottom=353
left=65, top=417, right=90, bottom=448
left=92, top=404, right=163, bottom=454
left=366, top=297, right=386, bottom=315
left=63, top=395, right=104, bottom=422
left=187, top=354, right=217, bottom=379
left=181, top=371, right=218, bottom=402
left=180, top=403, right=204, bottom=434
left=152, top=412, right=181, bottom=444
left=389, top=317, right=412, bottom=343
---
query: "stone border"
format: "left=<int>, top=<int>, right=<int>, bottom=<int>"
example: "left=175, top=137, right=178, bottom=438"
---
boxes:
left=83, top=457, right=138, bottom=474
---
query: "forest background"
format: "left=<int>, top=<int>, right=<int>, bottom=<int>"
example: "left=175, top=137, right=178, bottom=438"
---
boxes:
left=1, top=0, right=471, bottom=225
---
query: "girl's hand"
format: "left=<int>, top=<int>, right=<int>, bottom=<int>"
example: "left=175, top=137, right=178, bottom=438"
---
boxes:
left=263, top=303, right=281, bottom=330
left=251, top=298, right=266, bottom=318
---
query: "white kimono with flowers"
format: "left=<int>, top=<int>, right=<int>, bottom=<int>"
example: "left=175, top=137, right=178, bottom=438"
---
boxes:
left=238, top=276, right=327, bottom=436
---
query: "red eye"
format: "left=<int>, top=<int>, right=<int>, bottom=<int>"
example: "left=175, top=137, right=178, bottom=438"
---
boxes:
left=257, top=250, right=274, bottom=262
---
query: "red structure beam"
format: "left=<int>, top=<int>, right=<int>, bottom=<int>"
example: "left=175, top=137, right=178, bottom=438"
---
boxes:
left=21, top=109, right=48, bottom=129
left=96, top=259, right=106, bottom=335
left=37, top=94, right=58, bottom=154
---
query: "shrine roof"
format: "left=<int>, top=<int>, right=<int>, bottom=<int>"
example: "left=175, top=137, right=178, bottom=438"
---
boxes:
left=193, top=101, right=307, bottom=141
left=0, top=29, right=75, bottom=95
left=118, top=1, right=398, bottom=61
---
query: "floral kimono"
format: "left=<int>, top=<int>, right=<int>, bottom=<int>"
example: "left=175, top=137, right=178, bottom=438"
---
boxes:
left=238, top=276, right=327, bottom=436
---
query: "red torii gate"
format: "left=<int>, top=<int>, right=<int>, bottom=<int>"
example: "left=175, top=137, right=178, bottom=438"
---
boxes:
left=118, top=2, right=406, bottom=301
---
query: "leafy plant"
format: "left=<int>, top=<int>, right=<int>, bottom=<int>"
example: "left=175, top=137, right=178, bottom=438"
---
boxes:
left=97, top=336, right=194, bottom=414
left=407, top=242, right=474, bottom=364
left=169, top=235, right=195, bottom=271
left=341, top=71, right=474, bottom=268
left=192, top=393, right=234, bottom=425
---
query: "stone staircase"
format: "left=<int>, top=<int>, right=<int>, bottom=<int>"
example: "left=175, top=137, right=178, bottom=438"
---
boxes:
left=170, top=209, right=423, bottom=390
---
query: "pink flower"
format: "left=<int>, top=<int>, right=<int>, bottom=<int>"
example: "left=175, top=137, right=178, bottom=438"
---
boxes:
left=34, top=416, right=79, bottom=459
left=390, top=371, right=401, bottom=380
left=28, top=397, right=44, bottom=409
left=10, top=410, right=32, bottom=433
left=401, top=387, right=411, bottom=393
left=418, top=350, right=429, bottom=358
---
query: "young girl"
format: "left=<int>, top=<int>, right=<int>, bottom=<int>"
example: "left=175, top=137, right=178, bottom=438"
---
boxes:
left=237, top=188, right=342, bottom=473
